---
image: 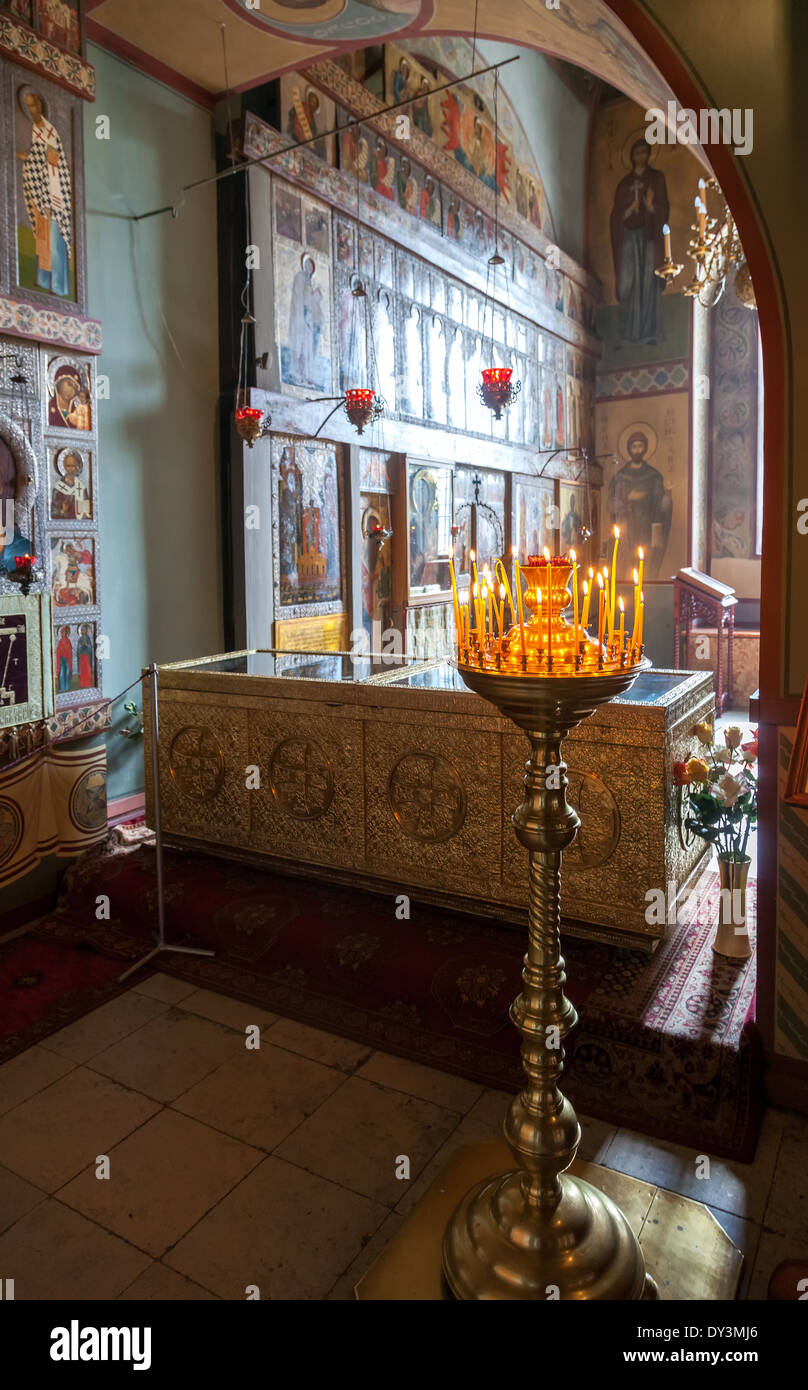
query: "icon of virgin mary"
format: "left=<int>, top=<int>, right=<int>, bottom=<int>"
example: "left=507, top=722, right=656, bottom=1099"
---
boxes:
left=17, top=87, right=73, bottom=298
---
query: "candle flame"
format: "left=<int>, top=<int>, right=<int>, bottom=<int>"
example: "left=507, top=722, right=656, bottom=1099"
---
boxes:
left=613, top=524, right=620, bottom=539
left=588, top=567, right=594, bottom=580
left=511, top=544, right=518, bottom=558
left=582, top=580, right=589, bottom=596
left=633, top=568, right=639, bottom=584
left=597, top=572, right=604, bottom=590
left=618, top=596, right=625, bottom=613
left=543, top=546, right=551, bottom=562
left=640, top=590, right=645, bottom=602
left=470, top=549, right=476, bottom=562
left=472, top=582, right=478, bottom=598
left=638, top=547, right=644, bottom=560
left=663, top=222, right=670, bottom=235
left=499, top=582, right=506, bottom=600
left=569, top=548, right=576, bottom=564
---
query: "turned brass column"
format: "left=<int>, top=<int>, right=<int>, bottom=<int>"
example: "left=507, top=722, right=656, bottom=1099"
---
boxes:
left=442, top=668, right=658, bottom=1301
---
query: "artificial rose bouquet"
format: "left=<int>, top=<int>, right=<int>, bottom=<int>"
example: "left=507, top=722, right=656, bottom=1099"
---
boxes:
left=673, top=722, right=758, bottom=861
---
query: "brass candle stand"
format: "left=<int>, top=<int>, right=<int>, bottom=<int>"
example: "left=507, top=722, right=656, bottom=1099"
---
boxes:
left=443, top=556, right=658, bottom=1300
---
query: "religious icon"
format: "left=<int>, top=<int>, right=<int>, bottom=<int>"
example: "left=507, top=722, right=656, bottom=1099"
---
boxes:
left=305, top=208, right=329, bottom=252
left=556, top=384, right=565, bottom=446
left=372, top=137, right=396, bottom=200
left=0, top=439, right=33, bottom=565
left=412, top=76, right=432, bottom=136
left=275, top=185, right=302, bottom=242
left=514, top=475, right=557, bottom=564
left=396, top=156, right=419, bottom=214
left=528, top=178, right=542, bottom=229
left=55, top=623, right=72, bottom=692
left=340, top=125, right=370, bottom=182
left=516, top=170, right=528, bottom=220
left=50, top=537, right=94, bottom=606
left=47, top=356, right=91, bottom=429
left=51, top=446, right=90, bottom=520
left=408, top=462, right=452, bottom=595
left=286, top=84, right=326, bottom=158
left=559, top=483, right=584, bottom=551
left=419, top=174, right=441, bottom=226
left=274, top=438, right=343, bottom=609
left=77, top=621, right=95, bottom=687
left=337, top=273, right=366, bottom=393
left=392, top=56, right=412, bottom=104
left=284, top=251, right=327, bottom=390
left=16, top=85, right=74, bottom=299
left=609, top=137, right=669, bottom=345
left=35, top=0, right=81, bottom=53
left=360, top=495, right=393, bottom=639
left=609, top=424, right=672, bottom=578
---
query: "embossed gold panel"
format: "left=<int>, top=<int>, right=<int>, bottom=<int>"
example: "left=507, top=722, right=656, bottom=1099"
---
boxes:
left=149, top=697, right=251, bottom=847
left=248, top=704, right=365, bottom=867
left=365, top=718, right=501, bottom=892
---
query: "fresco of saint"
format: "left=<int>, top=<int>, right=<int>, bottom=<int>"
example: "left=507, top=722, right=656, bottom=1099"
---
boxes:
left=287, top=253, right=324, bottom=388
left=609, top=138, right=669, bottom=345
left=608, top=429, right=672, bottom=578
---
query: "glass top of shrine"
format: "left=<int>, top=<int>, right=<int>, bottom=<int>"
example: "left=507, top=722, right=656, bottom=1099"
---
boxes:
left=160, top=652, right=693, bottom=705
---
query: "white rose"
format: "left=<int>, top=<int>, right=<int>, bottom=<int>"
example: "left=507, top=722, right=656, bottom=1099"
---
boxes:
left=716, top=773, right=743, bottom=808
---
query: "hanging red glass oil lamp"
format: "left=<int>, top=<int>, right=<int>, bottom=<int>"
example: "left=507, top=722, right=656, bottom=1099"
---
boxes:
left=476, top=76, right=521, bottom=423
left=478, top=365, right=520, bottom=420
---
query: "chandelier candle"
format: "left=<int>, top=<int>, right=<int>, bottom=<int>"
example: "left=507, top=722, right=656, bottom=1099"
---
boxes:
left=609, top=526, right=620, bottom=640
left=445, top=545, right=653, bottom=1301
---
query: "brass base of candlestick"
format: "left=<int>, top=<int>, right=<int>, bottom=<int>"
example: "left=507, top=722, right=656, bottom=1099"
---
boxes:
left=443, top=1169, right=655, bottom=1301
left=442, top=660, right=656, bottom=1301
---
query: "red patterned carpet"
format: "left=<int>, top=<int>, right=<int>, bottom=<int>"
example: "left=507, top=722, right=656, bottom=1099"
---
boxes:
left=5, top=834, right=761, bottom=1160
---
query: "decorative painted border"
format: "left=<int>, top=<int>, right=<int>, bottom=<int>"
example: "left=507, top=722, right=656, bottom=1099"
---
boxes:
left=595, top=362, right=690, bottom=400
left=0, top=294, right=102, bottom=353
left=0, top=15, right=94, bottom=100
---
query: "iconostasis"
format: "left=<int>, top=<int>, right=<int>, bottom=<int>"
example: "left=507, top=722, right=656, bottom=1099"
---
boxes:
left=242, top=39, right=603, bottom=661
left=0, top=11, right=103, bottom=729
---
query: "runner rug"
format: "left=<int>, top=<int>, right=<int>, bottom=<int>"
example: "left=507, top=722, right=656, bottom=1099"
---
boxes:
left=4, top=833, right=762, bottom=1160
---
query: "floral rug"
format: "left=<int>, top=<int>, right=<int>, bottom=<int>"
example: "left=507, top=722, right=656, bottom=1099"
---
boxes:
left=12, top=833, right=761, bottom=1160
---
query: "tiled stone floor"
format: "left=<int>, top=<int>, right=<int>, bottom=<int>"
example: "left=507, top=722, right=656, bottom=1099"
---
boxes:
left=0, top=971, right=802, bottom=1301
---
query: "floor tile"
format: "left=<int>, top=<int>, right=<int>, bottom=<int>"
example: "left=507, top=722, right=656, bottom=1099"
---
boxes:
left=176, top=988, right=278, bottom=1034
left=0, top=1067, right=159, bottom=1192
left=0, top=1199, right=150, bottom=1299
left=172, top=1044, right=346, bottom=1150
left=165, top=1154, right=387, bottom=1300
left=0, top=1164, right=45, bottom=1235
left=117, top=1262, right=219, bottom=1300
left=131, top=973, right=199, bottom=1004
left=87, top=1008, right=245, bottom=1103
left=356, top=1052, right=483, bottom=1113
left=760, top=1109, right=808, bottom=1241
left=58, top=1108, right=263, bottom=1258
left=275, top=1076, right=460, bottom=1206
left=0, top=1045, right=75, bottom=1117
left=39, top=990, right=169, bottom=1064
left=326, top=1213, right=404, bottom=1299
left=603, top=1108, right=784, bottom=1223
left=576, top=1113, right=617, bottom=1165
left=265, top=1018, right=371, bottom=1072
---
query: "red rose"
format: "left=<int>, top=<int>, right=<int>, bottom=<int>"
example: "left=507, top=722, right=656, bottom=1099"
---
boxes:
left=673, top=761, right=689, bottom=786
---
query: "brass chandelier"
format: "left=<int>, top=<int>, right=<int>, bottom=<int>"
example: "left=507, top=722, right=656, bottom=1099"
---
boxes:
left=658, top=176, right=756, bottom=310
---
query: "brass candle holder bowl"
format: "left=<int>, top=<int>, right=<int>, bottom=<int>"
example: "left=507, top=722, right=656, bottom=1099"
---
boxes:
left=444, top=564, right=656, bottom=1300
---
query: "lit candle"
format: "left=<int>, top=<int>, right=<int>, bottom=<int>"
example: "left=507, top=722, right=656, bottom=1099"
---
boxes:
left=663, top=222, right=672, bottom=261
left=637, top=545, right=644, bottom=599
left=470, top=550, right=480, bottom=614
left=636, top=590, right=645, bottom=655
left=449, top=545, right=461, bottom=651
left=597, top=572, right=606, bottom=659
left=486, top=582, right=493, bottom=641
left=498, top=583, right=506, bottom=655
left=543, top=547, right=552, bottom=662
left=617, top=595, right=625, bottom=659
left=630, top=566, right=640, bottom=649
left=569, top=547, right=579, bottom=655
left=536, top=584, right=543, bottom=662
left=472, top=580, right=481, bottom=643
left=609, top=526, right=619, bottom=640
left=581, top=578, right=591, bottom=630
left=496, top=558, right=516, bottom=626
left=696, top=180, right=707, bottom=239
left=460, top=592, right=469, bottom=653
left=512, top=547, right=526, bottom=660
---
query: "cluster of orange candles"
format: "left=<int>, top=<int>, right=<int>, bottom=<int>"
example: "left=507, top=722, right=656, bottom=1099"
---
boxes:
left=448, top=526, right=645, bottom=675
